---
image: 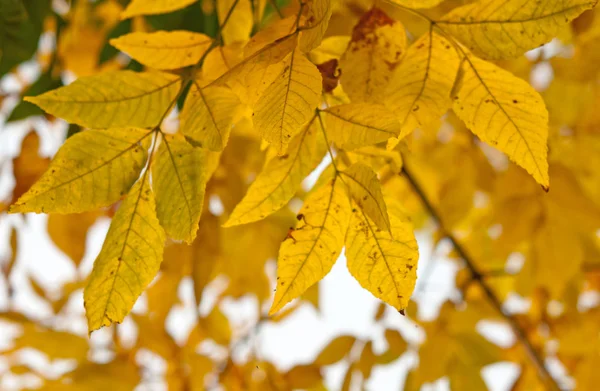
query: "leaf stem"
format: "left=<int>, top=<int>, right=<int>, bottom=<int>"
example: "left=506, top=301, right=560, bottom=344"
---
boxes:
left=402, top=162, right=563, bottom=391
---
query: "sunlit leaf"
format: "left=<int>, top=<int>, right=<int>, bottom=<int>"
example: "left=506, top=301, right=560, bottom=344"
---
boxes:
left=270, top=177, right=350, bottom=314
left=452, top=54, right=549, bottom=188
left=122, top=0, right=197, bottom=19
left=321, top=104, right=401, bottom=150
left=10, top=129, right=150, bottom=214
left=254, top=49, right=322, bottom=154
left=25, top=71, right=181, bottom=128
left=341, top=163, right=390, bottom=232
left=345, top=199, right=418, bottom=311
left=180, top=83, right=241, bottom=151
left=438, top=0, right=596, bottom=59
left=385, top=30, right=460, bottom=138
left=225, top=116, right=326, bottom=226
left=84, top=176, right=165, bottom=333
left=110, top=31, right=212, bottom=70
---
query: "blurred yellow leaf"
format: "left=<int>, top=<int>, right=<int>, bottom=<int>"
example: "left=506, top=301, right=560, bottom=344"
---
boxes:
left=315, top=335, right=356, bottom=365
left=122, top=0, right=197, bottom=19
left=218, top=0, right=253, bottom=44
left=48, top=211, right=100, bottom=266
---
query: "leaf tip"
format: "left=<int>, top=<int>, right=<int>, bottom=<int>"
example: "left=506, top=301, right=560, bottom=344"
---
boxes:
left=23, top=96, right=38, bottom=105
left=399, top=308, right=406, bottom=316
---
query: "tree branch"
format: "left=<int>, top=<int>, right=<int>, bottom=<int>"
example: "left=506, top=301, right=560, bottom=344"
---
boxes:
left=402, top=163, right=563, bottom=391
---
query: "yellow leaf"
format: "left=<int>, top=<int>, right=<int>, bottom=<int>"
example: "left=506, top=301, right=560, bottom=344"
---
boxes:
left=192, top=213, right=221, bottom=306
left=285, top=365, right=323, bottom=389
left=44, top=357, right=140, bottom=391
left=452, top=54, right=549, bottom=188
left=315, top=335, right=356, bottom=365
left=199, top=305, right=231, bottom=345
left=357, top=341, right=376, bottom=377
left=299, top=0, right=333, bottom=52
left=48, top=211, right=100, bottom=265
left=245, top=17, right=297, bottom=56
left=180, top=83, right=241, bottom=151
left=388, top=0, right=443, bottom=8
left=152, top=136, right=211, bottom=243
left=110, top=31, right=212, bottom=70
left=10, top=128, right=150, bottom=214
left=437, top=0, right=597, bottom=59
left=212, top=34, right=297, bottom=104
left=341, top=163, right=390, bottom=232
left=218, top=0, right=253, bottom=44
left=376, top=329, right=407, bottom=364
left=345, top=199, right=418, bottom=311
left=225, top=116, right=326, bottom=226
left=340, top=8, right=406, bottom=103
left=11, top=132, right=50, bottom=203
left=254, top=49, right=323, bottom=154
left=122, top=0, right=197, bottom=19
left=9, top=323, right=88, bottom=360
left=308, top=36, right=351, bottom=64
left=25, top=71, right=181, bottom=128
left=84, top=176, right=166, bottom=333
left=321, top=104, right=401, bottom=150
left=385, top=30, right=460, bottom=138
left=270, top=177, right=350, bottom=314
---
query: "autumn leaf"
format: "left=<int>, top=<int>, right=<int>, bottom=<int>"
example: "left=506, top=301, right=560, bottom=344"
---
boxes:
left=389, top=0, right=443, bottom=8
left=121, top=0, right=198, bottom=19
left=299, top=0, right=333, bottom=52
left=437, top=0, right=597, bottom=59
left=152, top=135, right=214, bottom=243
left=452, top=53, right=549, bottom=188
left=345, top=199, right=418, bottom=312
left=270, top=177, right=350, bottom=314
left=211, top=34, right=298, bottom=105
left=385, top=30, right=460, bottom=138
left=10, top=129, right=150, bottom=214
left=110, top=31, right=213, bottom=70
left=340, top=7, right=406, bottom=103
left=253, top=49, right=323, bottom=154
left=321, top=104, right=401, bottom=150
left=180, top=83, right=241, bottom=151
left=218, top=0, right=253, bottom=44
left=341, top=163, right=391, bottom=232
left=84, top=176, right=165, bottom=333
left=25, top=71, right=181, bottom=129
left=225, top=116, right=326, bottom=226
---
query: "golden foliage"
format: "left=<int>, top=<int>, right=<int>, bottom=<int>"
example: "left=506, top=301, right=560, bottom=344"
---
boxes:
left=2, top=0, right=600, bottom=389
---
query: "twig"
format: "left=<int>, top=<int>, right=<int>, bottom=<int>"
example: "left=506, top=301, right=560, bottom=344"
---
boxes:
left=402, top=162, right=562, bottom=391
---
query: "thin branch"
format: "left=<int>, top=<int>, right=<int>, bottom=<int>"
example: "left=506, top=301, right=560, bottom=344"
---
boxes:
left=402, top=162, right=562, bottom=391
